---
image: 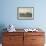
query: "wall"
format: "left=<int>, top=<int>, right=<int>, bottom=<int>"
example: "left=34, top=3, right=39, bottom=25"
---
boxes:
left=0, top=0, right=46, bottom=30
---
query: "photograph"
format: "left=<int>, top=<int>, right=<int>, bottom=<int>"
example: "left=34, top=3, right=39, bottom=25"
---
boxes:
left=17, top=7, right=34, bottom=20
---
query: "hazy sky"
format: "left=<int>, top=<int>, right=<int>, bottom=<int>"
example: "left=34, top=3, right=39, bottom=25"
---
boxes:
left=19, top=8, right=33, bottom=13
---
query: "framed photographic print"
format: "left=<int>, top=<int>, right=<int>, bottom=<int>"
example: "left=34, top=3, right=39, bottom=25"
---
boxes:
left=17, top=7, right=34, bottom=20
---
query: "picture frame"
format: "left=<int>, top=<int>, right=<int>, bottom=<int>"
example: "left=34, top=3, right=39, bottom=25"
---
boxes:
left=17, top=7, right=34, bottom=20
